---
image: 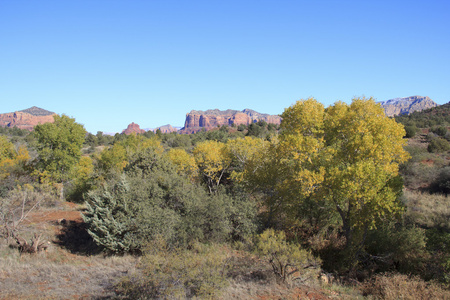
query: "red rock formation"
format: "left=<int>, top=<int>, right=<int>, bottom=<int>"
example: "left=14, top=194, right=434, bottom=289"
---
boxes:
left=179, top=109, right=281, bottom=134
left=0, top=107, right=55, bottom=131
left=122, top=122, right=145, bottom=135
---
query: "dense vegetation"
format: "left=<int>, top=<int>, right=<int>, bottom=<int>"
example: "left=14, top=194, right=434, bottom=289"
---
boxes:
left=1, top=98, right=450, bottom=298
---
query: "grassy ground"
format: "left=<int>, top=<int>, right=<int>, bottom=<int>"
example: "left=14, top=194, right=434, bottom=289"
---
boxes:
left=0, top=200, right=365, bottom=299
left=0, top=201, right=139, bottom=299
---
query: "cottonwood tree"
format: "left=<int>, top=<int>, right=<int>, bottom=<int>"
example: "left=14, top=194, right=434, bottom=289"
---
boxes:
left=250, top=98, right=409, bottom=257
left=193, top=140, right=231, bottom=193
left=34, top=115, right=86, bottom=198
left=283, top=98, right=409, bottom=247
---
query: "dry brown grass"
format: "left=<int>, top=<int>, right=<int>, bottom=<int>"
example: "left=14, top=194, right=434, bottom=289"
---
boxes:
left=0, top=245, right=138, bottom=299
left=403, top=190, right=450, bottom=229
left=0, top=199, right=139, bottom=300
left=361, top=273, right=450, bottom=300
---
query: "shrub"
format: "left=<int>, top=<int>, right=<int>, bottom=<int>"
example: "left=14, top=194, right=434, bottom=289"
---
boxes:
left=428, top=137, right=450, bottom=153
left=365, top=222, right=428, bottom=275
left=431, top=126, right=448, bottom=137
left=404, top=125, right=418, bottom=138
left=256, top=229, right=321, bottom=285
left=115, top=239, right=229, bottom=298
left=430, top=166, right=450, bottom=195
left=84, top=148, right=256, bottom=253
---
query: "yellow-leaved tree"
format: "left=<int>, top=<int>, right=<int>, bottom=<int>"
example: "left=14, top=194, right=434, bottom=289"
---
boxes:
left=279, top=97, right=409, bottom=249
left=193, top=140, right=231, bottom=194
left=0, top=136, right=30, bottom=180
left=165, top=148, right=198, bottom=181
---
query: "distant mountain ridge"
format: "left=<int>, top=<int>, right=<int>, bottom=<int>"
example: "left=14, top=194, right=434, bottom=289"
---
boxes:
left=180, top=108, right=281, bottom=134
left=0, top=106, right=55, bottom=131
left=378, top=96, right=438, bottom=117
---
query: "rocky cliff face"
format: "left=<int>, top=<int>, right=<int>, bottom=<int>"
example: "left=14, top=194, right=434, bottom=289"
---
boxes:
left=179, top=109, right=281, bottom=134
left=122, top=122, right=145, bottom=135
left=378, top=96, right=438, bottom=117
left=0, top=106, right=55, bottom=131
left=153, top=124, right=177, bottom=134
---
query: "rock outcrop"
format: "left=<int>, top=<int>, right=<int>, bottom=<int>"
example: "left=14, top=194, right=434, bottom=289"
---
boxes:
left=0, top=106, right=55, bottom=131
left=378, top=96, right=438, bottom=117
left=122, top=122, right=145, bottom=135
left=153, top=124, right=177, bottom=134
left=179, top=109, right=281, bottom=134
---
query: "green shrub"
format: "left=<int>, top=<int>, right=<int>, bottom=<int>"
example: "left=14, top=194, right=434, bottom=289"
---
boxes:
left=430, top=167, right=450, bottom=195
left=428, top=137, right=450, bottom=153
left=84, top=148, right=256, bottom=253
left=431, top=126, right=448, bottom=137
left=404, top=125, right=418, bottom=138
left=365, top=222, right=428, bottom=274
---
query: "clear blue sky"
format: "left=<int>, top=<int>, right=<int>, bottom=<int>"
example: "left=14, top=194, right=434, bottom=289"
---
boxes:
left=1, top=0, right=449, bottom=133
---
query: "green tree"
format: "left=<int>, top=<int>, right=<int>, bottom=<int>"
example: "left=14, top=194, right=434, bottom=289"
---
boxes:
left=33, top=115, right=86, bottom=197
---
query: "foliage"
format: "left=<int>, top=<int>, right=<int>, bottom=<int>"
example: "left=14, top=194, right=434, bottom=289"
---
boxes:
left=116, top=239, right=229, bottom=298
left=193, top=140, right=231, bottom=193
left=431, top=125, right=448, bottom=137
left=427, top=136, right=450, bottom=153
left=83, top=176, right=137, bottom=253
left=165, top=148, right=198, bottom=181
left=97, top=134, right=163, bottom=178
left=282, top=98, right=408, bottom=247
left=429, top=166, right=450, bottom=195
left=84, top=148, right=250, bottom=253
left=67, top=156, right=94, bottom=202
left=226, top=136, right=268, bottom=182
left=364, top=222, right=428, bottom=274
left=256, top=229, right=321, bottom=284
left=395, top=102, right=450, bottom=129
left=33, top=115, right=86, bottom=188
left=0, top=136, right=30, bottom=183
left=403, top=125, right=418, bottom=138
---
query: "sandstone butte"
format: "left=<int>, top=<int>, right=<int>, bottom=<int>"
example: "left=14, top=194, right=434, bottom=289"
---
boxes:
left=179, top=108, right=282, bottom=134
left=378, top=95, right=438, bottom=117
left=121, top=122, right=146, bottom=135
left=0, top=106, right=55, bottom=131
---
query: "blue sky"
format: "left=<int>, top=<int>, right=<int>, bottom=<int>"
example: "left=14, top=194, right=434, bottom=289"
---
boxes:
left=1, top=0, right=449, bottom=133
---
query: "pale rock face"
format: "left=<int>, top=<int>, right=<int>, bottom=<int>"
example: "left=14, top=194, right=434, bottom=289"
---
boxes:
left=378, top=96, right=438, bottom=117
left=0, top=106, right=55, bottom=131
left=153, top=124, right=177, bottom=133
left=179, top=109, right=281, bottom=134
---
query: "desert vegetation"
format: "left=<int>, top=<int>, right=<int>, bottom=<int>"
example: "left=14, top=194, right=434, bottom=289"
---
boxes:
left=1, top=97, right=450, bottom=299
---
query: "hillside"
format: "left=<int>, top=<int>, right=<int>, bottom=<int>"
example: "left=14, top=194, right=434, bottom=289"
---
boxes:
left=395, top=101, right=450, bottom=128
